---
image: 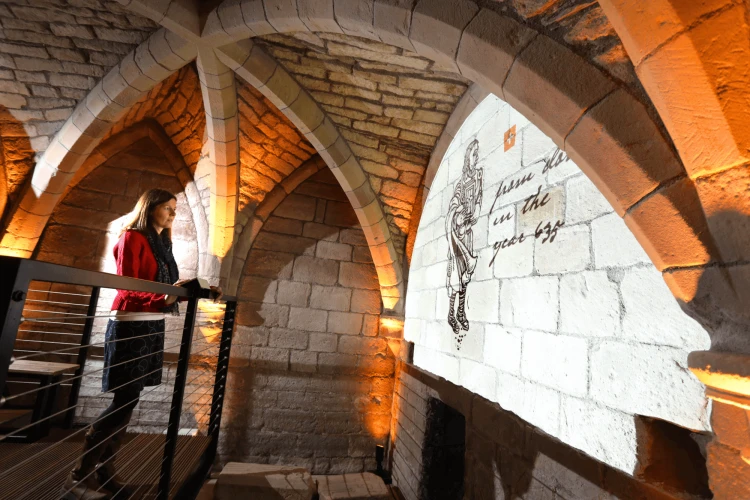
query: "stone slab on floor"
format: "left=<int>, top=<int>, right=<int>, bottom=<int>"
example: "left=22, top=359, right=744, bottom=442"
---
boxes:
left=314, top=472, right=390, bottom=500
left=215, top=462, right=316, bottom=500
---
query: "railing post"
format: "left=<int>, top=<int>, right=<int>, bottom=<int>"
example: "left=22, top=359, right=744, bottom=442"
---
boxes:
left=64, top=286, right=99, bottom=428
left=0, top=257, right=30, bottom=396
left=158, top=295, right=199, bottom=500
left=208, top=301, right=236, bottom=441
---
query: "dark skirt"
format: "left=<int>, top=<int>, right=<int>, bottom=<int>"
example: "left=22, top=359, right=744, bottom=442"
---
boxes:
left=102, top=319, right=165, bottom=392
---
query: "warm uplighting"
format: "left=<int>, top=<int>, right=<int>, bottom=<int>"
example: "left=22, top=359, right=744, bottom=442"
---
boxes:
left=381, top=296, right=400, bottom=309
left=198, top=300, right=225, bottom=343
left=688, top=367, right=750, bottom=398
left=363, top=412, right=391, bottom=442
left=380, top=316, right=404, bottom=358
left=380, top=317, right=404, bottom=332
left=0, top=247, right=31, bottom=258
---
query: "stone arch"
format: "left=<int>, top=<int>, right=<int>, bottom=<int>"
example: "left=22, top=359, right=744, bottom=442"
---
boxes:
left=61, top=119, right=209, bottom=269
left=405, top=82, right=489, bottom=263
left=228, top=155, right=328, bottom=294
left=34, top=119, right=203, bottom=276
left=226, top=164, right=393, bottom=470
left=201, top=0, right=704, bottom=303
left=216, top=41, right=403, bottom=308
left=597, top=0, right=750, bottom=348
left=0, top=28, right=197, bottom=258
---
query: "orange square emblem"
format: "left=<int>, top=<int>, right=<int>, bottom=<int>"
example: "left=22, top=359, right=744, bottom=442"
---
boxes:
left=504, top=125, right=516, bottom=152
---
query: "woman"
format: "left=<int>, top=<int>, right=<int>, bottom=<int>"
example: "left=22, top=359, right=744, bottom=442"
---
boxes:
left=64, top=189, right=186, bottom=500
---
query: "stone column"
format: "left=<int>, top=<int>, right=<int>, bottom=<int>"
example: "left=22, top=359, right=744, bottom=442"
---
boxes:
left=689, top=351, right=750, bottom=498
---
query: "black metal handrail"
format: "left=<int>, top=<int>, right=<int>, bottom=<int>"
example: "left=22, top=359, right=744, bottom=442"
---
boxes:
left=0, top=256, right=236, bottom=500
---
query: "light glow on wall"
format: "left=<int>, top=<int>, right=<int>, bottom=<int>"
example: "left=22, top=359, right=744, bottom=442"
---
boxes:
left=404, top=93, right=711, bottom=475
left=198, top=300, right=225, bottom=343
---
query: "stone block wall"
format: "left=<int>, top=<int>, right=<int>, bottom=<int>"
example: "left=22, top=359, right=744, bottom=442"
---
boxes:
left=404, top=94, right=711, bottom=475
left=0, top=0, right=156, bottom=208
left=220, top=168, right=395, bottom=474
left=237, top=80, right=317, bottom=214
left=391, top=362, right=696, bottom=500
left=256, top=32, right=471, bottom=248
left=104, top=66, right=208, bottom=212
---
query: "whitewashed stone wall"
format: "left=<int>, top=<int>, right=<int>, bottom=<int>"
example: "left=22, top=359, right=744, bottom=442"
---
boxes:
left=404, top=95, right=711, bottom=474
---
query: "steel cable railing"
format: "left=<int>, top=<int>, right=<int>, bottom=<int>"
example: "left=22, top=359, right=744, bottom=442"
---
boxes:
left=0, top=256, right=236, bottom=500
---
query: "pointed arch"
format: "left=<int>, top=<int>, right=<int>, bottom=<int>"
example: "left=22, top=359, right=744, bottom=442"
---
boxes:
left=0, top=28, right=197, bottom=257
left=216, top=40, right=403, bottom=309
left=227, top=155, right=327, bottom=294
left=200, top=0, right=728, bottom=325
left=61, top=119, right=209, bottom=268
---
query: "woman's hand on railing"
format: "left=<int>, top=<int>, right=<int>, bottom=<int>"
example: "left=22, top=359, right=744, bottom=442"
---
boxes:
left=165, top=279, right=193, bottom=304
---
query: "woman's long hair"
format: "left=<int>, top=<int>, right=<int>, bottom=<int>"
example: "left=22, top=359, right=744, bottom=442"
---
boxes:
left=120, top=189, right=176, bottom=240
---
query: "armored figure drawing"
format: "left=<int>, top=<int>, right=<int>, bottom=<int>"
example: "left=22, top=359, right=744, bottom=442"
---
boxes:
left=445, top=139, right=483, bottom=346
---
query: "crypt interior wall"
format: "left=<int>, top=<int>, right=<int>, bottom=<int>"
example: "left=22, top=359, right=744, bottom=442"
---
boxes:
left=219, top=168, right=395, bottom=474
left=27, top=129, right=206, bottom=431
left=404, top=94, right=712, bottom=475
left=391, top=362, right=711, bottom=500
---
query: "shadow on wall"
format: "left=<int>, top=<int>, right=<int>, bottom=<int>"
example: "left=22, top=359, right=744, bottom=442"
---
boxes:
left=220, top=169, right=397, bottom=474
left=429, top=391, right=714, bottom=500
left=219, top=243, right=395, bottom=474
left=669, top=210, right=750, bottom=355
left=0, top=105, right=34, bottom=234
left=33, top=132, right=198, bottom=275
left=468, top=414, right=712, bottom=500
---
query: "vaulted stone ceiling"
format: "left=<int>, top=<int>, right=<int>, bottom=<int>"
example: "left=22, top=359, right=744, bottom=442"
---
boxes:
left=103, top=66, right=206, bottom=174
left=0, top=0, right=158, bottom=208
left=484, top=0, right=637, bottom=87
left=256, top=32, right=471, bottom=239
left=0, top=0, right=673, bottom=290
left=237, top=80, right=318, bottom=213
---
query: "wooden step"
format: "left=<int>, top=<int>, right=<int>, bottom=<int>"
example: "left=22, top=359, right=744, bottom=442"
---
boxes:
left=8, top=360, right=79, bottom=377
left=0, top=410, right=31, bottom=426
left=0, top=433, right=211, bottom=500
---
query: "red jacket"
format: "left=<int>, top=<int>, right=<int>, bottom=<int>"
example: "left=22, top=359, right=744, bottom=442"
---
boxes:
left=111, top=230, right=168, bottom=312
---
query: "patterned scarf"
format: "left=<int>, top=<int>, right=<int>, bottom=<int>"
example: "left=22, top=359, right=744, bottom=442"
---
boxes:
left=145, top=227, right=180, bottom=315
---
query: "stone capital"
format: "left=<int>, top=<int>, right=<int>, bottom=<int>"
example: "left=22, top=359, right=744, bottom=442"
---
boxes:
left=689, top=350, right=750, bottom=410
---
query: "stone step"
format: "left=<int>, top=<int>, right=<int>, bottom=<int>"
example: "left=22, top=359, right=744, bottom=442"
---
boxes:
left=215, top=462, right=316, bottom=500
left=314, top=472, right=391, bottom=500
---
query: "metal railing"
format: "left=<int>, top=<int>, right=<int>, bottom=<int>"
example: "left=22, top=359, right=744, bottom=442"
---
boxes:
left=0, top=256, right=236, bottom=500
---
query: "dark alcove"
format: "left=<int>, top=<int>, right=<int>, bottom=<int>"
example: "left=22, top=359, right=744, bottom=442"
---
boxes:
left=419, top=398, right=466, bottom=500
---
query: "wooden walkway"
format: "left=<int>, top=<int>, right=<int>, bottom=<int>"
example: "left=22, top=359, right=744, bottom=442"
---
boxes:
left=0, top=433, right=210, bottom=500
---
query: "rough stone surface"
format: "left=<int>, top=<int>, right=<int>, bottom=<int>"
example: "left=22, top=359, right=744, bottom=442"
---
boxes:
left=256, top=32, right=471, bottom=249
left=216, top=463, right=316, bottom=500
left=315, top=473, right=389, bottom=499
left=405, top=94, right=711, bottom=476
left=0, top=0, right=157, bottom=209
left=237, top=81, right=317, bottom=214
left=105, top=66, right=206, bottom=181
left=391, top=363, right=682, bottom=500
left=224, top=171, right=393, bottom=474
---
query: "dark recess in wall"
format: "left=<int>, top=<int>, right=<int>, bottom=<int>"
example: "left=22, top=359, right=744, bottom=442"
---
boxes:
left=637, top=416, right=713, bottom=499
left=420, top=397, right=466, bottom=500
